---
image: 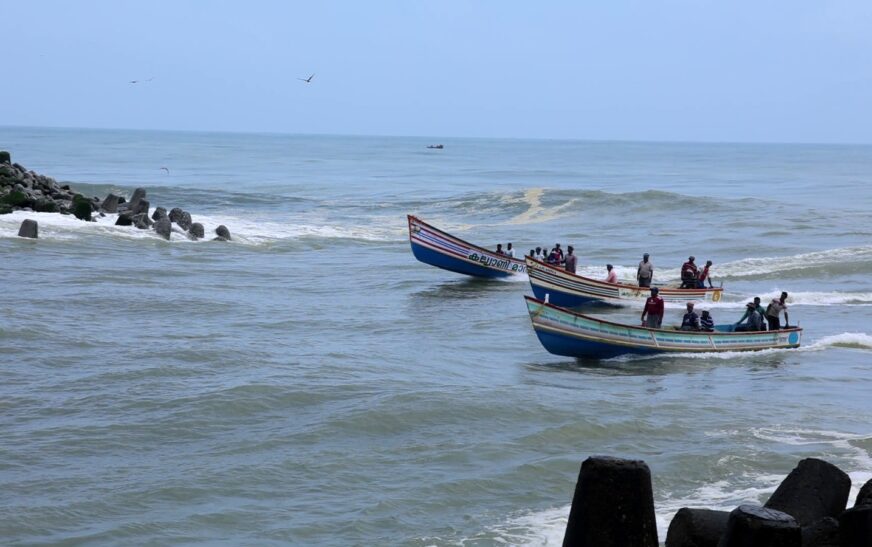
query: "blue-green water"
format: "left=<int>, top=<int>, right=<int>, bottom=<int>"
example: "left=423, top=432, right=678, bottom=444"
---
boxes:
left=1, top=127, right=872, bottom=545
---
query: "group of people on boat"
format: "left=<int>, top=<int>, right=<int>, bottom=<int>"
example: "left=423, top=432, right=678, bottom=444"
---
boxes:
left=734, top=292, right=791, bottom=331
left=636, top=253, right=715, bottom=289
left=640, top=289, right=791, bottom=332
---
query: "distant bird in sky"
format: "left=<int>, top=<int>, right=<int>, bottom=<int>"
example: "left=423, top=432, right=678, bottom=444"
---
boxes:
left=298, top=73, right=315, bottom=83
left=129, top=77, right=155, bottom=84
left=160, top=167, right=169, bottom=174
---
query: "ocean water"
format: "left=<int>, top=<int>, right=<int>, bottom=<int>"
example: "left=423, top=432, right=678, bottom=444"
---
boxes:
left=1, top=127, right=872, bottom=545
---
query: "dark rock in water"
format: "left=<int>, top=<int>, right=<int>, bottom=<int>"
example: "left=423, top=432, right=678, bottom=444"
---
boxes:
left=118, top=196, right=126, bottom=204
left=17, top=219, right=38, bottom=238
left=0, top=151, right=10, bottom=164
left=127, top=187, right=146, bottom=210
left=61, top=184, right=71, bottom=191
left=765, top=458, right=851, bottom=526
left=101, top=193, right=120, bottom=213
left=115, top=212, right=134, bottom=226
left=665, top=508, right=729, bottom=547
left=214, top=225, right=231, bottom=241
left=856, top=479, right=872, bottom=507
left=563, top=456, right=658, bottom=547
left=153, top=217, right=171, bottom=240
left=71, top=195, right=92, bottom=221
left=132, top=213, right=152, bottom=229
left=131, top=198, right=149, bottom=216
left=177, top=211, right=192, bottom=231
left=34, top=198, right=58, bottom=213
left=720, top=505, right=800, bottom=546
left=151, top=206, right=167, bottom=221
left=839, top=505, right=872, bottom=546
left=188, top=222, right=204, bottom=239
left=168, top=207, right=184, bottom=223
left=801, top=517, right=840, bottom=547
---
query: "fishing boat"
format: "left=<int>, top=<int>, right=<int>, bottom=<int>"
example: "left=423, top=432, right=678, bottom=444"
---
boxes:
left=408, top=215, right=526, bottom=278
left=525, top=256, right=723, bottom=307
left=525, top=296, right=801, bottom=358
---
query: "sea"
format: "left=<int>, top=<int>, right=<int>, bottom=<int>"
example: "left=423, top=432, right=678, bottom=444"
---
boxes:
left=1, top=126, right=872, bottom=546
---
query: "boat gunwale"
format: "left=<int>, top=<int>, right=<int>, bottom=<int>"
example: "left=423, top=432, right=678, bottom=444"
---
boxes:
left=524, top=256, right=723, bottom=295
left=524, top=295, right=802, bottom=337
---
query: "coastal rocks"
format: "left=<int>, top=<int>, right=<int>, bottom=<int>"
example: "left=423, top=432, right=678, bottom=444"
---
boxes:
left=101, top=193, right=120, bottom=213
left=17, top=219, right=38, bottom=238
left=115, top=212, right=133, bottom=226
left=840, top=505, right=872, bottom=546
left=214, top=225, right=231, bottom=241
left=665, top=508, right=730, bottom=547
left=71, top=195, right=92, bottom=221
left=764, top=458, right=851, bottom=526
left=188, top=222, right=204, bottom=240
left=1, top=153, right=230, bottom=242
left=856, top=479, right=872, bottom=507
left=168, top=207, right=184, bottom=223
left=563, top=456, right=658, bottom=547
left=563, top=456, right=869, bottom=546
left=718, top=505, right=800, bottom=546
left=153, top=217, right=172, bottom=240
left=132, top=213, right=152, bottom=229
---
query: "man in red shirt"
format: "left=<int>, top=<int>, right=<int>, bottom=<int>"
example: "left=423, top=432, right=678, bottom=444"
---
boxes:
left=640, top=287, right=664, bottom=328
left=697, top=260, right=714, bottom=288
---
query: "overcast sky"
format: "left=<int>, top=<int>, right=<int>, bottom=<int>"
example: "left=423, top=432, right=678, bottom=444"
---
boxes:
left=4, top=1, right=872, bottom=143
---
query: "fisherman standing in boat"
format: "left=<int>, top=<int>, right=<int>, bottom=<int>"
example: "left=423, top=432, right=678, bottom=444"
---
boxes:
left=495, top=243, right=505, bottom=255
left=564, top=246, right=577, bottom=273
left=765, top=291, right=790, bottom=330
left=637, top=253, right=653, bottom=287
left=641, top=287, right=664, bottom=328
left=605, top=264, right=618, bottom=284
left=534, top=247, right=544, bottom=260
left=736, top=296, right=767, bottom=330
left=697, top=260, right=714, bottom=288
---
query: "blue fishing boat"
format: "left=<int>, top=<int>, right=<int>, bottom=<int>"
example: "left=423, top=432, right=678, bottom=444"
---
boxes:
left=407, top=215, right=526, bottom=278
left=526, top=257, right=723, bottom=307
left=525, top=296, right=802, bottom=359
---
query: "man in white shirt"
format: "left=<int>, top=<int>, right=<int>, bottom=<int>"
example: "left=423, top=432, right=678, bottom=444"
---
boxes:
left=505, top=242, right=515, bottom=258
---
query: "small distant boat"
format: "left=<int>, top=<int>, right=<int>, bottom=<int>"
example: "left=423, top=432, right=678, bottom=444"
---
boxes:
left=525, top=296, right=802, bottom=359
left=427, top=144, right=444, bottom=149
left=525, top=257, right=723, bottom=307
left=408, top=215, right=526, bottom=278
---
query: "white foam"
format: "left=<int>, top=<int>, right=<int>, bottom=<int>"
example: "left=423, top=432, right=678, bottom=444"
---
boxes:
left=716, top=246, right=872, bottom=278
left=0, top=210, right=405, bottom=244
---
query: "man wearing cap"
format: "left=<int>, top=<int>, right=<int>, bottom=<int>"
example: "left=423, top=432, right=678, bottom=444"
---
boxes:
left=681, top=256, right=699, bottom=288
left=640, top=287, right=664, bottom=328
left=605, top=264, right=618, bottom=284
left=736, top=296, right=766, bottom=329
left=637, top=253, right=653, bottom=287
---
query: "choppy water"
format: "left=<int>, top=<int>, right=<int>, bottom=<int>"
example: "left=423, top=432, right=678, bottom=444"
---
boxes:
left=1, top=127, right=872, bottom=545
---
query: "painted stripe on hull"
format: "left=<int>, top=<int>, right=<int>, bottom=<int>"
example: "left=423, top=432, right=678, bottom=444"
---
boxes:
left=408, top=216, right=526, bottom=278
left=525, top=296, right=801, bottom=358
left=410, top=240, right=513, bottom=278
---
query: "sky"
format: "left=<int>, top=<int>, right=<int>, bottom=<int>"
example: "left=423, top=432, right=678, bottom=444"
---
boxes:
left=3, top=1, right=872, bottom=143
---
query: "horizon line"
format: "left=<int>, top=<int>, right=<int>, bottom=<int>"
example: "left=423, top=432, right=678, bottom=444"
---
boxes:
left=2, top=123, right=871, bottom=148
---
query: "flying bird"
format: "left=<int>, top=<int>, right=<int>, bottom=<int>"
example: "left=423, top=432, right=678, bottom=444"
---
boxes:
left=160, top=167, right=170, bottom=174
left=298, top=73, right=315, bottom=83
left=129, top=77, right=155, bottom=84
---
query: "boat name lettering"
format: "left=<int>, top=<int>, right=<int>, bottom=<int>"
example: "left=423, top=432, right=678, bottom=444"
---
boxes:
left=467, top=252, right=525, bottom=273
